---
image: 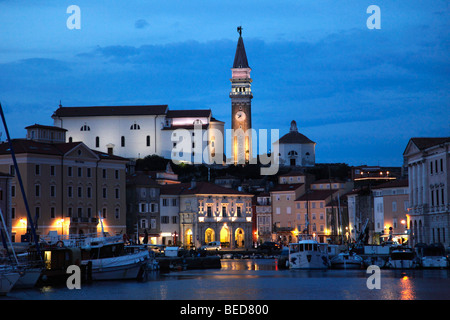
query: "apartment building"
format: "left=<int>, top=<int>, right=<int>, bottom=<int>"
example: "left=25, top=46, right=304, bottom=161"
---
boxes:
left=0, top=124, right=128, bottom=241
left=403, top=137, right=449, bottom=247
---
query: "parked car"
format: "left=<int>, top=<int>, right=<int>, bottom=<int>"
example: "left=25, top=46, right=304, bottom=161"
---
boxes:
left=200, top=241, right=222, bottom=251
left=258, top=242, right=281, bottom=252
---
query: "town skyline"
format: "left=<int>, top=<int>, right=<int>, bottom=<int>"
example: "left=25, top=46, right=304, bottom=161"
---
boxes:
left=0, top=1, right=448, bottom=167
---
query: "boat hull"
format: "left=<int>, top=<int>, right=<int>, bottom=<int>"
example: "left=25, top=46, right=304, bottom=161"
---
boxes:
left=1, top=272, right=20, bottom=295
left=83, top=251, right=149, bottom=281
left=289, top=252, right=329, bottom=269
left=388, top=260, right=416, bottom=269
left=331, top=261, right=362, bottom=269
left=421, top=257, right=449, bottom=269
left=13, top=268, right=43, bottom=289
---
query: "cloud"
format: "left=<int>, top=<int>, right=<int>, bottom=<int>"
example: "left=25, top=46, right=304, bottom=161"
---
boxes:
left=135, top=19, right=149, bottom=29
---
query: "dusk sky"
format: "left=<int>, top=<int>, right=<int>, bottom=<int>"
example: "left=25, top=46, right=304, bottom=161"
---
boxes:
left=0, top=1, right=448, bottom=167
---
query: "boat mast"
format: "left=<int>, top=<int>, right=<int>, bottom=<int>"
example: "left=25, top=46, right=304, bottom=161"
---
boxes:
left=0, top=208, right=19, bottom=265
left=0, top=104, right=41, bottom=256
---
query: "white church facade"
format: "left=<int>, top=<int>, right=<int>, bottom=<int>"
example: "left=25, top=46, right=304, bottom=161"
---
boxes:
left=52, top=105, right=224, bottom=164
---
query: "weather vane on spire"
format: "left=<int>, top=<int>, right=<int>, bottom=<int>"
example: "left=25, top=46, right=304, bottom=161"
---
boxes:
left=237, top=26, right=242, bottom=37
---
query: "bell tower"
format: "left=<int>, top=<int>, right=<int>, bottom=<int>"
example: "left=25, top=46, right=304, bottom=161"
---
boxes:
left=230, top=26, right=252, bottom=164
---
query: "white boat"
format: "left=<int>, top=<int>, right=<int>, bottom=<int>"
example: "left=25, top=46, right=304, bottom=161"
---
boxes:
left=330, top=252, right=364, bottom=269
left=79, top=236, right=149, bottom=281
left=288, top=239, right=329, bottom=269
left=13, top=266, right=43, bottom=289
left=416, top=243, right=449, bottom=269
left=0, top=267, right=20, bottom=295
left=387, top=247, right=416, bottom=269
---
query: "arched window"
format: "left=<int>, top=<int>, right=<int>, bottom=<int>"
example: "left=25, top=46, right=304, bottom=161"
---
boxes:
left=80, top=124, right=90, bottom=131
left=130, top=123, right=141, bottom=130
left=96, top=136, right=100, bottom=148
left=146, top=135, right=151, bottom=147
left=121, top=136, right=125, bottom=147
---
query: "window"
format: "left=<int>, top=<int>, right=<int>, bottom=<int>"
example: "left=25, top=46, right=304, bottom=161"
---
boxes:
left=87, top=168, right=91, bottom=177
left=50, top=166, right=55, bottom=176
left=35, top=184, right=40, bottom=197
left=140, top=219, right=148, bottom=229
left=207, top=206, right=212, bottom=217
left=161, top=216, right=169, bottom=224
left=78, top=187, right=82, bottom=197
left=287, top=207, right=291, bottom=214
left=115, top=188, right=119, bottom=199
left=430, top=161, right=433, bottom=174
left=67, top=186, right=74, bottom=198
left=130, top=123, right=140, bottom=130
left=9, top=165, right=15, bottom=176
left=172, top=216, right=177, bottom=224
left=115, top=208, right=120, bottom=219
left=140, top=203, right=147, bottom=213
left=102, top=188, right=107, bottom=198
left=96, top=136, right=100, bottom=148
left=51, top=207, right=56, bottom=219
left=87, top=187, right=92, bottom=198
left=35, top=165, right=40, bottom=175
left=440, top=158, right=443, bottom=172
left=146, top=135, right=151, bottom=147
left=78, top=167, right=82, bottom=177
left=121, top=136, right=125, bottom=147
left=11, top=185, right=16, bottom=197
left=320, top=202, right=324, bottom=208
left=312, top=202, right=316, bottom=209
left=68, top=166, right=73, bottom=177
left=11, top=207, right=15, bottom=219
left=163, top=199, right=168, bottom=206
left=50, top=185, right=56, bottom=197
left=80, top=124, right=90, bottom=131
left=392, top=201, right=397, bottom=212
left=115, top=170, right=119, bottom=179
left=35, top=207, right=40, bottom=219
left=312, top=213, right=316, bottom=220
left=67, top=207, right=72, bottom=217
left=222, top=206, right=227, bottom=217
left=320, top=213, right=324, bottom=220
left=431, top=190, right=434, bottom=206
left=276, top=207, right=280, bottom=214
left=172, top=199, right=177, bottom=206
left=442, top=189, right=445, bottom=205
left=102, top=169, right=107, bottom=179
left=87, top=208, right=92, bottom=218
left=102, top=208, right=107, bottom=219
left=237, top=206, right=242, bottom=217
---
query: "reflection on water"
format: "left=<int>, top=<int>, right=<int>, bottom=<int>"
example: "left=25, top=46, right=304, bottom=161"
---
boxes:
left=220, top=259, right=277, bottom=271
left=400, top=275, right=415, bottom=300
left=3, top=259, right=450, bottom=300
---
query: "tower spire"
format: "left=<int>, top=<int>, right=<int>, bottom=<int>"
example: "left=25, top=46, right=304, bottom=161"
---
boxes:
left=233, top=27, right=249, bottom=69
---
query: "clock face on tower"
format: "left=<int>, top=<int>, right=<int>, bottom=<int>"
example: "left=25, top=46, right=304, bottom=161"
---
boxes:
left=235, top=111, right=246, bottom=122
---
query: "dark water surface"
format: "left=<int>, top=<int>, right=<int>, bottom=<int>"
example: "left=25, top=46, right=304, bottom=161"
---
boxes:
left=3, top=259, right=450, bottom=300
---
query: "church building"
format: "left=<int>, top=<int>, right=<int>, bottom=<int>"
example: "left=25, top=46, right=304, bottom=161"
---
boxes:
left=275, top=120, right=316, bottom=167
left=52, top=105, right=224, bottom=164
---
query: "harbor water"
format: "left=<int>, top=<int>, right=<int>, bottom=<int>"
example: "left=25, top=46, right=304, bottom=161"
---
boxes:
left=2, top=259, right=450, bottom=301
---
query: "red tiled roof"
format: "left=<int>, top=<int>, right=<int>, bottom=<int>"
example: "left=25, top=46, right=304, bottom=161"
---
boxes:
left=372, top=179, right=408, bottom=189
left=52, top=105, right=168, bottom=117
left=295, top=190, right=335, bottom=201
left=410, top=137, right=450, bottom=151
left=270, top=183, right=304, bottom=192
left=0, top=139, right=128, bottom=161
left=165, top=110, right=211, bottom=118
left=161, top=181, right=252, bottom=196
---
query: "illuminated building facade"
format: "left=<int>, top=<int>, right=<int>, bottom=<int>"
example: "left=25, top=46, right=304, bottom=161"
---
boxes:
left=162, top=180, right=254, bottom=249
left=0, top=124, right=128, bottom=241
left=403, top=137, right=450, bottom=247
left=52, top=105, right=224, bottom=164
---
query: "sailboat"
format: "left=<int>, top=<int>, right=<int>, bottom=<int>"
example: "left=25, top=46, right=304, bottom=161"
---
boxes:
left=0, top=208, right=42, bottom=289
left=0, top=104, right=44, bottom=290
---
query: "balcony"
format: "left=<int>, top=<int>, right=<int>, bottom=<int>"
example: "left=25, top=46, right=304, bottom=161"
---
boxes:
left=70, top=217, right=99, bottom=224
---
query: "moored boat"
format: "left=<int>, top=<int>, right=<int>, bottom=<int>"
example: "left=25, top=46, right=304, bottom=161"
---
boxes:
left=330, top=252, right=364, bottom=269
left=387, top=247, right=417, bottom=269
left=288, top=238, right=329, bottom=269
left=0, top=267, right=20, bottom=295
left=415, top=243, right=449, bottom=269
